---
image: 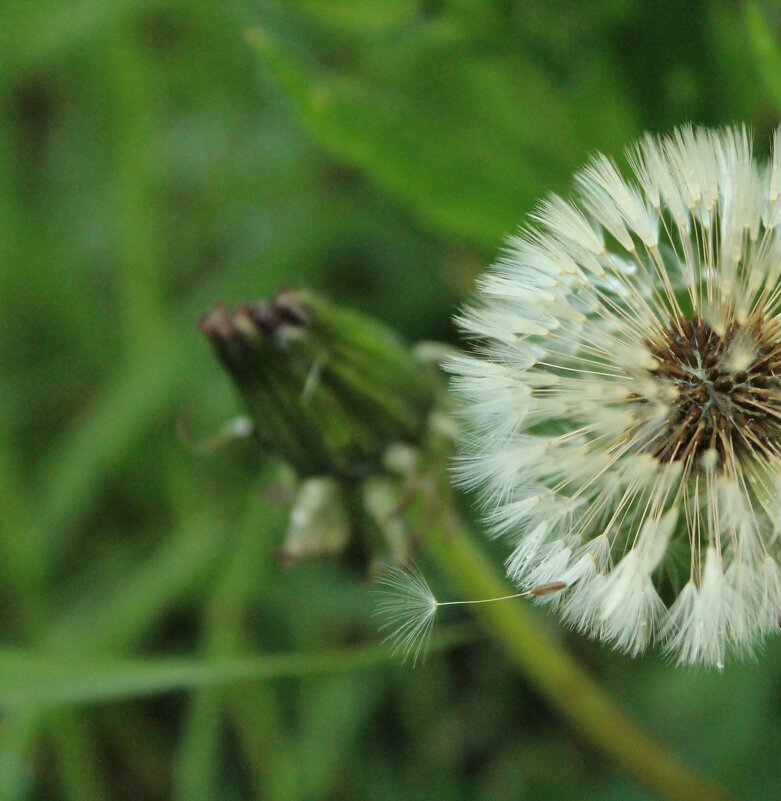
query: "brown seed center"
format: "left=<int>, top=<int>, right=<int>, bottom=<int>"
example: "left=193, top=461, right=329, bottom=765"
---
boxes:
left=638, top=315, right=781, bottom=469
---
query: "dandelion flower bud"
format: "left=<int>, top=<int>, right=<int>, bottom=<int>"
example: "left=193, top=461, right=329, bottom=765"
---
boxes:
left=200, top=288, right=437, bottom=480
left=450, top=125, right=781, bottom=667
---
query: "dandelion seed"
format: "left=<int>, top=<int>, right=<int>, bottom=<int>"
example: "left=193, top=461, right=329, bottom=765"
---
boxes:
left=450, top=125, right=781, bottom=667
left=527, top=580, right=568, bottom=596
left=373, top=564, right=566, bottom=664
left=373, top=564, right=439, bottom=666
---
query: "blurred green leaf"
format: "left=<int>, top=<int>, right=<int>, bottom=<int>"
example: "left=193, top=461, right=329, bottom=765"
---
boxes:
left=0, top=510, right=231, bottom=799
left=0, top=628, right=475, bottom=710
left=48, top=712, right=111, bottom=801
left=744, top=2, right=781, bottom=113
left=248, top=15, right=637, bottom=248
left=291, top=0, right=418, bottom=33
left=0, top=0, right=157, bottom=80
left=171, top=691, right=223, bottom=801
left=172, top=487, right=285, bottom=801
left=292, top=673, right=382, bottom=797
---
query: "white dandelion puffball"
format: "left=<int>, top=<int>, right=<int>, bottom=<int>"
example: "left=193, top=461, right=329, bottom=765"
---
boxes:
left=451, top=125, right=781, bottom=667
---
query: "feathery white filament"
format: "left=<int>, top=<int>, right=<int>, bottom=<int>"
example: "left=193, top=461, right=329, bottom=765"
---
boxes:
left=373, top=564, right=438, bottom=666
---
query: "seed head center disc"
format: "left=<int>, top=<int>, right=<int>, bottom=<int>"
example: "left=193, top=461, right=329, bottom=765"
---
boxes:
left=640, top=315, right=781, bottom=468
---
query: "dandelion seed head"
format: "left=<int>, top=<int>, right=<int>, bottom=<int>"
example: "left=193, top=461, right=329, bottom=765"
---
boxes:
left=450, top=125, right=781, bottom=667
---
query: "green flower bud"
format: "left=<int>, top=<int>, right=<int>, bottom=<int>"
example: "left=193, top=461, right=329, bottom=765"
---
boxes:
left=200, top=289, right=438, bottom=481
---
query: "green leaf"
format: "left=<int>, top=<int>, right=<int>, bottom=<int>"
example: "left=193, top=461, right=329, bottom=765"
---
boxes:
left=744, top=2, right=781, bottom=113
left=0, top=0, right=156, bottom=80
left=248, top=17, right=637, bottom=248
left=0, top=628, right=476, bottom=711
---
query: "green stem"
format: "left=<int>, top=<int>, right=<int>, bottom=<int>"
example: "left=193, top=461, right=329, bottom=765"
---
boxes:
left=423, top=509, right=734, bottom=801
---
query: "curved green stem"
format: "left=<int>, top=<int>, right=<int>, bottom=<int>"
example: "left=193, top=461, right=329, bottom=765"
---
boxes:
left=423, top=508, right=733, bottom=801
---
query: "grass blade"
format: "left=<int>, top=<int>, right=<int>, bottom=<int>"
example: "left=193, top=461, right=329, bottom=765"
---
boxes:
left=0, top=628, right=476, bottom=711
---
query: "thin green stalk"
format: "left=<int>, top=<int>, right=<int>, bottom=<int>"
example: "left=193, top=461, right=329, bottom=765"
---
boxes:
left=423, top=506, right=734, bottom=801
left=48, top=711, right=110, bottom=801
left=105, top=28, right=166, bottom=361
left=173, top=484, right=283, bottom=801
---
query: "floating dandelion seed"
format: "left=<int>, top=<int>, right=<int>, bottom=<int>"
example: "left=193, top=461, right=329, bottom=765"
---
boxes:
left=373, top=564, right=439, bottom=666
left=374, top=563, right=567, bottom=665
left=448, top=125, right=781, bottom=667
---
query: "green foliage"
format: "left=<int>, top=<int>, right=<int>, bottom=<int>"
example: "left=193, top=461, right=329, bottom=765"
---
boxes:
left=4, top=0, right=781, bottom=799
left=248, top=8, right=637, bottom=248
left=0, top=629, right=475, bottom=709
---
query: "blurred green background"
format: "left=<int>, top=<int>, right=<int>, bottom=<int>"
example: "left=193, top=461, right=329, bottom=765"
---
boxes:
left=4, top=1, right=781, bottom=799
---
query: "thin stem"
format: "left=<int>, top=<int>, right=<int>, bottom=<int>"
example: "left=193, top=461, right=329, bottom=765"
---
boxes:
left=423, top=502, right=734, bottom=801
left=435, top=593, right=525, bottom=607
